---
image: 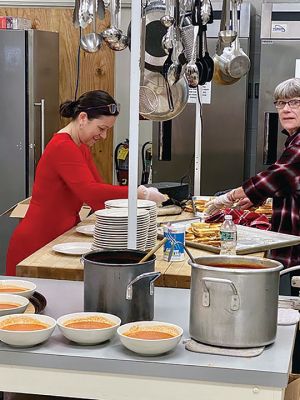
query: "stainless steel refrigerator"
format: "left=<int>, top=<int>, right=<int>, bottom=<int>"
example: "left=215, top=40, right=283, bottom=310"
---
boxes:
left=152, top=2, right=252, bottom=195
left=256, top=3, right=300, bottom=173
left=0, top=29, right=59, bottom=273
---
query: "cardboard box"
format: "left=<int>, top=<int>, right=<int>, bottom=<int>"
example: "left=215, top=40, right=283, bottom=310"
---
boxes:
left=9, top=197, right=31, bottom=219
left=285, top=375, right=300, bottom=400
left=9, top=198, right=91, bottom=221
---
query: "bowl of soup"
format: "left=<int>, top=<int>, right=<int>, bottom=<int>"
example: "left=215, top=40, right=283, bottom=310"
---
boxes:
left=0, top=280, right=36, bottom=298
left=57, top=312, right=121, bottom=345
left=0, top=294, right=29, bottom=316
left=0, top=314, right=56, bottom=347
left=117, top=321, right=183, bottom=355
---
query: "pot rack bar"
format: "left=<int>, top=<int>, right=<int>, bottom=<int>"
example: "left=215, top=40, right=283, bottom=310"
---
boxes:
left=194, top=89, right=202, bottom=196
left=127, top=0, right=142, bottom=249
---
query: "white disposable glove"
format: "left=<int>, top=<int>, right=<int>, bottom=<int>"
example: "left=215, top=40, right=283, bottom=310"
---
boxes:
left=205, top=191, right=235, bottom=215
left=137, top=185, right=165, bottom=204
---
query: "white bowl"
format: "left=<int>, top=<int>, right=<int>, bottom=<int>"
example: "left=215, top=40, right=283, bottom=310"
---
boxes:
left=0, top=280, right=36, bottom=298
left=0, top=294, right=29, bottom=316
left=57, top=312, right=121, bottom=345
left=117, top=321, right=183, bottom=355
left=0, top=314, right=56, bottom=347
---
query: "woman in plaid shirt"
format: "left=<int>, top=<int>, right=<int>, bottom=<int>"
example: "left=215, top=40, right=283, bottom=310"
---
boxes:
left=206, top=78, right=300, bottom=270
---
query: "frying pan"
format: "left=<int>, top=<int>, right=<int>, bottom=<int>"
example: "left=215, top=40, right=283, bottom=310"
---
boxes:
left=127, top=1, right=192, bottom=73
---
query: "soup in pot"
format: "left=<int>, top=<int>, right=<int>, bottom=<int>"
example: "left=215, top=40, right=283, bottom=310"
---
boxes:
left=207, top=263, right=270, bottom=269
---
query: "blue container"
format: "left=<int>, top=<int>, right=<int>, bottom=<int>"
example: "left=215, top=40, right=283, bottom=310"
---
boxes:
left=163, top=225, right=185, bottom=262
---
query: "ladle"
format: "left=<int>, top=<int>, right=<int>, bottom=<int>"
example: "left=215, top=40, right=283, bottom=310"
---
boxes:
left=103, top=0, right=128, bottom=51
left=80, top=0, right=102, bottom=53
left=102, top=0, right=122, bottom=44
left=160, top=0, right=175, bottom=28
left=218, top=30, right=237, bottom=45
left=162, top=26, right=174, bottom=55
left=167, top=0, right=184, bottom=86
left=185, top=26, right=199, bottom=87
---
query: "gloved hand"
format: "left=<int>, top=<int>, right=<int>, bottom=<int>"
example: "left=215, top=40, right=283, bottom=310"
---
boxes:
left=205, top=191, right=235, bottom=215
left=137, top=185, right=166, bottom=204
left=236, top=197, right=253, bottom=210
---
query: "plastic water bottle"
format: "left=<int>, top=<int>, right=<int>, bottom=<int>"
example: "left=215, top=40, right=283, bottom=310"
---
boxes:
left=220, top=215, right=237, bottom=255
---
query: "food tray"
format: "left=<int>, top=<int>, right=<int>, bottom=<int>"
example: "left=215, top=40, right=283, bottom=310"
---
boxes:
left=158, top=219, right=300, bottom=255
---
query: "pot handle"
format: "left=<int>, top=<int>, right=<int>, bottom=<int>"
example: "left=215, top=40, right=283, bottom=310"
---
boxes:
left=126, top=272, right=161, bottom=300
left=280, top=265, right=300, bottom=276
left=201, top=277, right=240, bottom=311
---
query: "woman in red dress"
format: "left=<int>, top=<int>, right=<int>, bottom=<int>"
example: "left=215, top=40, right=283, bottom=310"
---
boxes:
left=6, top=90, right=164, bottom=276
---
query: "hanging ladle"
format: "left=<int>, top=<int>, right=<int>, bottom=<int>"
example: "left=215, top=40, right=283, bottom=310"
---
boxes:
left=80, top=0, right=102, bottom=52
left=102, top=0, right=122, bottom=45
left=103, top=0, right=128, bottom=51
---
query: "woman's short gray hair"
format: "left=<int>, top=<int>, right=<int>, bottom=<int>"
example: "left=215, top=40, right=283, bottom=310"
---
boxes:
left=274, top=78, right=300, bottom=100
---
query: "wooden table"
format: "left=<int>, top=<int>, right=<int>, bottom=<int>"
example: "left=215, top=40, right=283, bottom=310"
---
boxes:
left=16, top=212, right=265, bottom=287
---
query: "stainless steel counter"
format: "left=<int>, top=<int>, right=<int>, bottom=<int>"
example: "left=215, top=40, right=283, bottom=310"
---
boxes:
left=0, top=277, right=297, bottom=399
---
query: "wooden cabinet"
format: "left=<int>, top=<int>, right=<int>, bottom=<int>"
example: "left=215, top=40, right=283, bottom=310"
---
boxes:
left=0, top=7, right=114, bottom=182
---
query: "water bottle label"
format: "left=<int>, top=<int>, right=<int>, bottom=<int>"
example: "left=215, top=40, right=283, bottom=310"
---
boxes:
left=220, top=231, right=236, bottom=241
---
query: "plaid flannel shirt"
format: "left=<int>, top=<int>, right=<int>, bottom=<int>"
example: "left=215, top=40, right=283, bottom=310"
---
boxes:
left=242, top=130, right=300, bottom=268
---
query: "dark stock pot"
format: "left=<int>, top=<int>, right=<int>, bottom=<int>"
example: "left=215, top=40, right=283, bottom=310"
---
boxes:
left=82, top=250, right=160, bottom=323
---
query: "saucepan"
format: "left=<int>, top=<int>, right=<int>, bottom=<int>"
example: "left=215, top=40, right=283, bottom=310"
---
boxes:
left=213, top=0, right=249, bottom=85
left=188, top=255, right=300, bottom=348
left=217, top=0, right=250, bottom=80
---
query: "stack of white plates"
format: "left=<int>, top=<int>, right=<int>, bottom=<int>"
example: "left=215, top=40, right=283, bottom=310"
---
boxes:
left=104, top=199, right=157, bottom=250
left=92, top=208, right=150, bottom=251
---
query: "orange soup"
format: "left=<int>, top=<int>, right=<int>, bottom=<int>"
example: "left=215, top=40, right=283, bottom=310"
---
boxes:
left=2, top=323, right=49, bottom=331
left=0, top=286, right=27, bottom=293
left=65, top=320, right=114, bottom=330
left=0, top=303, right=20, bottom=310
left=124, top=330, right=175, bottom=340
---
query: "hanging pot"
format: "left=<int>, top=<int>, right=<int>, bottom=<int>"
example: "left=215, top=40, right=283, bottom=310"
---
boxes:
left=188, top=255, right=284, bottom=348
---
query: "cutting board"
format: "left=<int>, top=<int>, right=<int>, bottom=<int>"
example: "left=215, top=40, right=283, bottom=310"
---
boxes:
left=158, top=219, right=300, bottom=255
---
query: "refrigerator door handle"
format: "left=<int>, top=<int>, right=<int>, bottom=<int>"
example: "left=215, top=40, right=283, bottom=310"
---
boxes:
left=263, top=112, right=278, bottom=165
left=34, top=98, right=45, bottom=153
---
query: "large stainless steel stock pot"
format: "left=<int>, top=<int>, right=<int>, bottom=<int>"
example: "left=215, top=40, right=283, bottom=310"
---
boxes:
left=188, top=255, right=283, bottom=348
left=82, top=250, right=160, bottom=323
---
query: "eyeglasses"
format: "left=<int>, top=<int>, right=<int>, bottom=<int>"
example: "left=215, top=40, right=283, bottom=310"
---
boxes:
left=78, top=103, right=120, bottom=114
left=274, top=99, right=300, bottom=109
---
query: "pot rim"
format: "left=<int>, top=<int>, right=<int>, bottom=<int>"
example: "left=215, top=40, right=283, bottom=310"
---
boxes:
left=188, top=255, right=283, bottom=274
left=82, top=249, right=156, bottom=267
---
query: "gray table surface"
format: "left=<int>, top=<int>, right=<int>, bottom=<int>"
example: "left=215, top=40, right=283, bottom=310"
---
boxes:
left=0, top=277, right=296, bottom=388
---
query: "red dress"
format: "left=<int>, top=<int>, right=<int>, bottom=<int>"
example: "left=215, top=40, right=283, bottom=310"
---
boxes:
left=6, top=133, right=128, bottom=276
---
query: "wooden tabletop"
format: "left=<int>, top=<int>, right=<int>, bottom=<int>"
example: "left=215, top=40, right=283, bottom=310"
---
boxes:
left=16, top=212, right=265, bottom=288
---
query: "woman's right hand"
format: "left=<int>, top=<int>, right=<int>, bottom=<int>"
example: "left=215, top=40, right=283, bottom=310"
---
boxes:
left=137, top=185, right=165, bottom=204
